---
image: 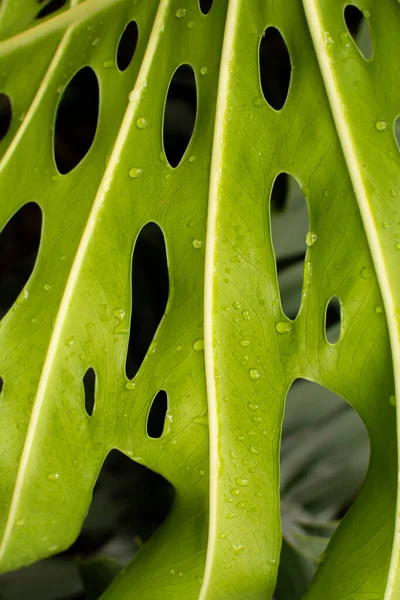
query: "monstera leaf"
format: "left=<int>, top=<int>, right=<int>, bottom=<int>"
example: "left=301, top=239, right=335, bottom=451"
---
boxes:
left=0, top=1, right=399, bottom=599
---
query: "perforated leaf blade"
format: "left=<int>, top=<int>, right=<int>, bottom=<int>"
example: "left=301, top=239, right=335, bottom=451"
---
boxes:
left=0, top=1, right=399, bottom=600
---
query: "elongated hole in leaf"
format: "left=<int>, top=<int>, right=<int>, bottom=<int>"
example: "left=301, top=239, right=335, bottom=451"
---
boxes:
left=54, top=67, right=99, bottom=174
left=126, top=223, right=169, bottom=379
left=163, top=64, right=197, bottom=167
left=270, top=174, right=308, bottom=318
left=0, top=202, right=42, bottom=320
left=147, top=391, right=168, bottom=439
left=71, top=450, right=175, bottom=561
left=83, top=368, right=96, bottom=416
left=36, top=0, right=67, bottom=19
left=116, top=21, right=139, bottom=72
left=280, top=379, right=370, bottom=572
left=0, top=378, right=3, bottom=394
left=0, top=94, right=12, bottom=141
left=325, top=297, right=341, bottom=344
left=344, top=5, right=372, bottom=59
left=199, top=0, right=214, bottom=14
left=259, top=27, right=291, bottom=110
left=395, top=116, right=400, bottom=152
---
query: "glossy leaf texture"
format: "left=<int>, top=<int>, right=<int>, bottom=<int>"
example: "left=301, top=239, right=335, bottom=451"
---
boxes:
left=0, top=1, right=398, bottom=600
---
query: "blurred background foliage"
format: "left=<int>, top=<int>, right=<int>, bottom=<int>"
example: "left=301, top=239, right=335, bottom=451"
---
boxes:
left=0, top=4, right=394, bottom=599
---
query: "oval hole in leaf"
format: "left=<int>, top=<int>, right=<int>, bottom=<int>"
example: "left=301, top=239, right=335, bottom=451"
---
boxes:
left=70, top=450, right=175, bottom=560
left=0, top=202, right=42, bottom=320
left=259, top=27, right=291, bottom=110
left=116, top=21, right=139, bottom=72
left=163, top=64, right=197, bottom=167
left=280, top=379, right=370, bottom=567
left=0, top=378, right=3, bottom=394
left=344, top=5, right=372, bottom=59
left=36, top=0, right=67, bottom=19
left=125, top=223, right=169, bottom=379
left=325, top=296, right=341, bottom=344
left=270, top=174, right=308, bottom=318
left=147, top=390, right=168, bottom=439
left=83, top=367, right=96, bottom=416
left=54, top=67, right=99, bottom=174
left=395, top=116, right=400, bottom=152
left=199, top=0, right=214, bottom=14
left=0, top=93, right=12, bottom=141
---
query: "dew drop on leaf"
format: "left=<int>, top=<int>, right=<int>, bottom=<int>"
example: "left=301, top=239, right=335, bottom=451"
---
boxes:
left=129, top=168, right=142, bottom=179
left=236, top=477, right=248, bottom=487
left=125, top=381, right=136, bottom=391
left=136, top=117, right=148, bottom=129
left=242, top=310, right=250, bottom=321
left=306, top=231, right=318, bottom=247
left=200, top=66, right=208, bottom=75
left=47, top=472, right=60, bottom=481
left=249, top=369, right=261, bottom=380
left=192, top=239, right=202, bottom=249
left=375, top=120, right=387, bottom=131
left=193, top=339, right=204, bottom=351
left=248, top=402, right=258, bottom=411
left=389, top=395, right=396, bottom=406
left=186, top=21, right=196, bottom=30
left=275, top=321, right=291, bottom=334
left=175, top=8, right=186, bottom=18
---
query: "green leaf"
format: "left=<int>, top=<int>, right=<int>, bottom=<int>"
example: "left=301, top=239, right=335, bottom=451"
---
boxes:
left=0, top=1, right=399, bottom=599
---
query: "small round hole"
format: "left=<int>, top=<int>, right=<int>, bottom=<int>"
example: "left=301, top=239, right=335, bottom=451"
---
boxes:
left=36, top=0, right=67, bottom=19
left=325, top=297, right=341, bottom=344
left=199, top=0, right=213, bottom=14
left=147, top=391, right=168, bottom=439
left=0, top=93, right=12, bottom=141
left=116, top=21, right=139, bottom=72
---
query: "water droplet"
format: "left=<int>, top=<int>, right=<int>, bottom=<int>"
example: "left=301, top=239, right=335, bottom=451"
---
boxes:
left=390, top=189, right=397, bottom=198
left=236, top=477, right=248, bottom=487
left=43, top=284, right=51, bottom=292
left=170, top=568, right=176, bottom=575
left=233, top=301, right=241, bottom=310
left=375, top=120, right=387, bottom=131
left=176, top=8, right=186, bottom=17
left=136, top=117, right=148, bottom=129
left=226, top=513, right=237, bottom=520
left=193, top=339, right=204, bottom=352
left=125, top=381, right=136, bottom=391
left=218, top=531, right=229, bottom=539
left=375, top=306, right=383, bottom=314
left=240, top=339, right=250, bottom=348
left=199, top=469, right=205, bottom=477
left=395, top=243, right=400, bottom=251
left=102, top=59, right=114, bottom=69
left=31, top=317, right=37, bottom=324
left=242, top=310, right=250, bottom=321
left=230, top=488, right=240, bottom=496
left=189, top=155, right=196, bottom=163
left=176, top=345, right=183, bottom=352
left=187, top=219, right=197, bottom=228
left=186, top=21, right=196, bottom=29
left=178, top=571, right=183, bottom=577
left=252, top=415, right=262, bottom=423
left=229, top=450, right=237, bottom=459
left=390, top=395, right=396, bottom=406
left=360, top=266, right=373, bottom=279
left=253, top=97, right=263, bottom=108
left=306, top=231, right=318, bottom=247
left=16, top=288, right=29, bottom=304
left=247, top=430, right=256, bottom=436
left=200, top=66, right=208, bottom=76
left=230, top=255, right=243, bottom=263
left=16, top=518, right=25, bottom=526
left=92, top=37, right=100, bottom=46
left=65, top=336, right=75, bottom=347
left=250, top=445, right=259, bottom=455
left=339, top=31, right=351, bottom=49
left=381, top=221, right=390, bottom=229
left=268, top=558, right=277, bottom=565
left=276, top=321, right=291, bottom=334
left=129, top=167, right=142, bottom=179
left=164, top=173, right=171, bottom=180
left=249, top=369, right=260, bottom=380
left=231, top=544, right=245, bottom=554
left=47, top=472, right=60, bottom=481
left=247, top=402, right=258, bottom=411
left=192, top=239, right=202, bottom=249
